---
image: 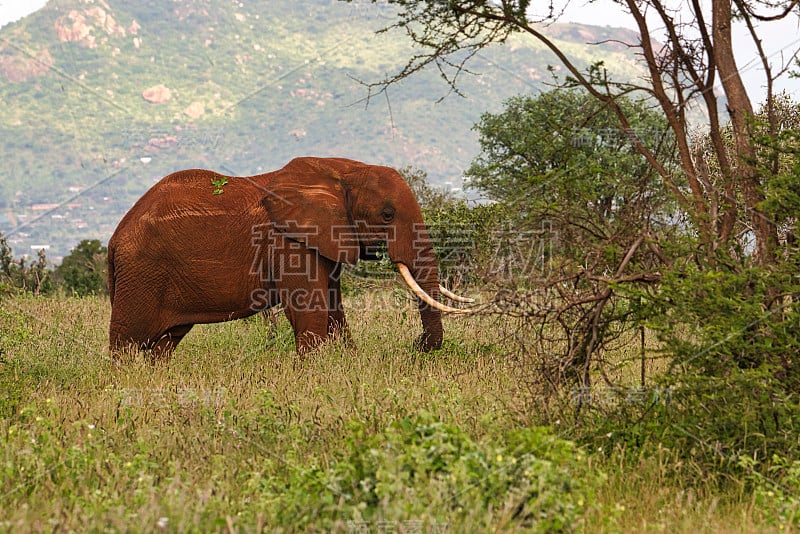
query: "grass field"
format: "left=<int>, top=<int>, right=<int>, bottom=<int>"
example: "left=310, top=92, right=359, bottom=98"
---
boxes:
left=0, top=289, right=787, bottom=532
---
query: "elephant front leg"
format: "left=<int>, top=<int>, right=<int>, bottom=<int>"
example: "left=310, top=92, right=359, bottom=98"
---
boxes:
left=273, top=251, right=338, bottom=355
left=327, top=264, right=352, bottom=347
left=284, top=303, right=329, bottom=354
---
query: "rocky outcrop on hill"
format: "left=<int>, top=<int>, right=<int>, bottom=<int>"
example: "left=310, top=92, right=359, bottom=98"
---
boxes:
left=54, top=5, right=127, bottom=48
left=142, top=84, right=172, bottom=104
left=0, top=46, right=54, bottom=82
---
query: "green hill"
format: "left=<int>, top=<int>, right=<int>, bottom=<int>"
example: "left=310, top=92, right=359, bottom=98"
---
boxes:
left=0, top=0, right=648, bottom=258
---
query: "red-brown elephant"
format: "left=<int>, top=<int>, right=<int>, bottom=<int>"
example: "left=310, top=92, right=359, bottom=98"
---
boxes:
left=108, top=157, right=471, bottom=356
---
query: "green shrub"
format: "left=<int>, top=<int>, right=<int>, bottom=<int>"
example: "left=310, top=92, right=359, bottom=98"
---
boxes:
left=0, top=234, right=55, bottom=296
left=741, top=454, right=800, bottom=527
left=576, top=253, right=800, bottom=487
left=55, top=239, right=108, bottom=296
left=271, top=412, right=598, bottom=532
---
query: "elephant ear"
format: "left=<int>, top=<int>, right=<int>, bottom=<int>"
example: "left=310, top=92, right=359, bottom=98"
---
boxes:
left=261, top=158, right=360, bottom=264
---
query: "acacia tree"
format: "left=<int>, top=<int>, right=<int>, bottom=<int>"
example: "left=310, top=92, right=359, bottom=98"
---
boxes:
left=460, top=89, right=678, bottom=391
left=466, top=90, right=677, bottom=228
left=351, top=0, right=799, bottom=267
left=352, top=1, right=800, bottom=470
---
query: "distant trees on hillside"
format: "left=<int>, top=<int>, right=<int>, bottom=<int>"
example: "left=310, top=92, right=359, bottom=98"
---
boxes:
left=0, top=234, right=107, bottom=296
left=0, top=234, right=54, bottom=296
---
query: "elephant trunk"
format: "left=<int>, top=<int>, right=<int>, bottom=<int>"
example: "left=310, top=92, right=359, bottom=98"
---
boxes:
left=391, top=225, right=444, bottom=351
left=412, top=260, right=444, bottom=352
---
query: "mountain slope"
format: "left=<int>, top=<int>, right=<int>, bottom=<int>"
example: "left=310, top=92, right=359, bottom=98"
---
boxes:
left=0, top=0, right=649, bottom=258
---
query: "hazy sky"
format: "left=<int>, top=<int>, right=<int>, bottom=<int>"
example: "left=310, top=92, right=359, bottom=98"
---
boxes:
left=0, top=0, right=47, bottom=28
left=553, top=0, right=800, bottom=103
left=1, top=0, right=797, bottom=103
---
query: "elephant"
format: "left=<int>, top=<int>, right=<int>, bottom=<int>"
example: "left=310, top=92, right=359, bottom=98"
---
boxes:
left=107, top=157, right=473, bottom=357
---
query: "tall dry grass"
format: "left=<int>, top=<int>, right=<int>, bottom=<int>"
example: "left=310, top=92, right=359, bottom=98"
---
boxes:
left=0, top=291, right=784, bottom=532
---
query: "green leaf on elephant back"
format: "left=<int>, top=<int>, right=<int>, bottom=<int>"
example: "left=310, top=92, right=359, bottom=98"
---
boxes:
left=211, top=178, right=228, bottom=195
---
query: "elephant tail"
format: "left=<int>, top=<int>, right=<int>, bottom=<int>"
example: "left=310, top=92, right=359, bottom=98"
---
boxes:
left=107, top=241, right=116, bottom=305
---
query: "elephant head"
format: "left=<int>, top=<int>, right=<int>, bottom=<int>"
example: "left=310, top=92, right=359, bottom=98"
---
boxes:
left=261, top=157, right=465, bottom=351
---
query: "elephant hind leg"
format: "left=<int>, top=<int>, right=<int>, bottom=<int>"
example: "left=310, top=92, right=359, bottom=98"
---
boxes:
left=109, top=317, right=159, bottom=355
left=150, top=324, right=194, bottom=358
left=109, top=310, right=191, bottom=358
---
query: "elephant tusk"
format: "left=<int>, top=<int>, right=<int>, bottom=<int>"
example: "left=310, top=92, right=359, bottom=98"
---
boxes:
left=439, top=284, right=475, bottom=304
left=397, top=263, right=474, bottom=315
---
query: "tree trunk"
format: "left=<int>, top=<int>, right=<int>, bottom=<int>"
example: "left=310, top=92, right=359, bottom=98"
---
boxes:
left=713, top=0, right=778, bottom=266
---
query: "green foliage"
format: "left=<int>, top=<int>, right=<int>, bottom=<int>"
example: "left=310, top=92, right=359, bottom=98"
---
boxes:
left=651, top=260, right=800, bottom=449
left=269, top=413, right=597, bottom=531
left=602, top=119, right=800, bottom=480
left=400, top=166, right=513, bottom=285
left=211, top=177, right=228, bottom=195
left=464, top=89, right=677, bottom=288
left=740, top=454, right=800, bottom=527
left=451, top=89, right=676, bottom=389
left=424, top=200, right=508, bottom=285
left=560, top=101, right=800, bottom=493
left=570, top=245, right=800, bottom=493
left=55, top=239, right=108, bottom=296
left=2, top=399, right=593, bottom=531
left=466, top=89, right=675, bottom=229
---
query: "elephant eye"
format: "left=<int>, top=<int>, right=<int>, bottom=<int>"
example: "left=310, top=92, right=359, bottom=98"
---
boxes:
left=381, top=207, right=395, bottom=222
